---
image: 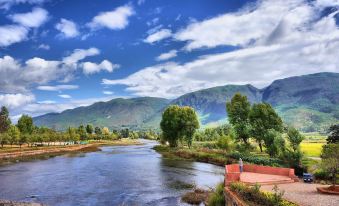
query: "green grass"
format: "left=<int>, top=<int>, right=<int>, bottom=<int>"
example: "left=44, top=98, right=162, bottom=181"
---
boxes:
left=300, top=142, right=324, bottom=157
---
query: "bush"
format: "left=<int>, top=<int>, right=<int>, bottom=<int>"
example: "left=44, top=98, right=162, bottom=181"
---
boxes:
left=230, top=182, right=297, bottom=206
left=208, top=183, right=225, bottom=206
left=228, top=151, right=283, bottom=166
left=313, top=169, right=330, bottom=180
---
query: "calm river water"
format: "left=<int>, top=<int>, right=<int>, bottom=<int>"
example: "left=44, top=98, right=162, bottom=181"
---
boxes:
left=0, top=140, right=224, bottom=205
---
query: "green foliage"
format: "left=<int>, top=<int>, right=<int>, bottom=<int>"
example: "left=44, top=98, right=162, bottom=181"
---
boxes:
left=287, top=127, right=304, bottom=151
left=216, top=135, right=233, bottom=150
left=78, top=125, right=87, bottom=141
left=17, top=114, right=33, bottom=135
left=321, top=143, right=339, bottom=186
left=94, top=126, right=102, bottom=135
left=208, top=183, right=225, bottom=206
left=86, top=124, right=94, bottom=134
left=160, top=105, right=199, bottom=147
left=226, top=93, right=251, bottom=144
left=230, top=182, right=297, bottom=206
left=0, top=132, right=9, bottom=147
left=0, top=106, right=11, bottom=133
left=228, top=151, right=283, bottom=166
left=7, top=125, right=20, bottom=145
left=264, top=129, right=285, bottom=157
left=327, top=124, right=338, bottom=144
left=249, top=103, right=283, bottom=152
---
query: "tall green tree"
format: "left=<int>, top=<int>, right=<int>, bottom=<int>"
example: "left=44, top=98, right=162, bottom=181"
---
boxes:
left=321, top=143, right=339, bottom=187
left=8, top=125, right=20, bottom=146
left=0, top=133, right=9, bottom=147
left=226, top=93, right=251, bottom=144
left=249, top=103, right=283, bottom=152
left=86, top=124, right=94, bottom=134
left=287, top=127, right=304, bottom=152
left=17, top=115, right=34, bottom=135
left=78, top=125, right=87, bottom=141
left=327, top=124, right=338, bottom=144
left=160, top=105, right=199, bottom=147
left=0, top=106, right=11, bottom=133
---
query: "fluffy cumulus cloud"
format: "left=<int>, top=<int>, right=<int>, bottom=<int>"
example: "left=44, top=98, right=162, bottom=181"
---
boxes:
left=55, top=18, right=79, bottom=38
left=9, top=7, right=48, bottom=28
left=0, top=47, right=113, bottom=93
left=81, top=60, right=120, bottom=75
left=156, top=50, right=177, bottom=61
left=0, top=93, right=35, bottom=109
left=144, top=29, right=172, bottom=44
left=36, top=84, right=79, bottom=91
left=88, top=5, right=135, bottom=30
left=0, top=25, right=28, bottom=47
left=0, top=7, right=48, bottom=47
left=103, top=0, right=339, bottom=98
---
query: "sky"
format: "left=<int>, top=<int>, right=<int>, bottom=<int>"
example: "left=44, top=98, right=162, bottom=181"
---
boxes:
left=0, top=0, right=338, bottom=121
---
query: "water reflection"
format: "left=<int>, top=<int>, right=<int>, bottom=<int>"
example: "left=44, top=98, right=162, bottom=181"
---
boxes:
left=0, top=140, right=224, bottom=206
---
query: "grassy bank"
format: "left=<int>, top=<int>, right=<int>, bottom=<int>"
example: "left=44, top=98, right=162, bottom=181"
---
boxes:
left=0, top=138, right=141, bottom=165
left=154, top=145, right=234, bottom=166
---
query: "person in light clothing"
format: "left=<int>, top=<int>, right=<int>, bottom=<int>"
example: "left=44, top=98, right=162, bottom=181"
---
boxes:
left=239, top=158, right=243, bottom=173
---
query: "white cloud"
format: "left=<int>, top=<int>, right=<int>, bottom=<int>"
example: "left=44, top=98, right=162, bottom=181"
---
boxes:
left=37, top=100, right=56, bottom=104
left=0, top=93, right=35, bottom=109
left=144, top=29, right=172, bottom=44
left=103, top=90, right=114, bottom=95
left=156, top=50, right=177, bottom=61
left=37, top=44, right=50, bottom=50
left=0, top=47, right=102, bottom=93
left=0, top=0, right=45, bottom=10
left=36, top=84, right=79, bottom=91
left=0, top=25, right=28, bottom=47
left=174, top=0, right=315, bottom=50
left=9, top=7, right=48, bottom=28
left=58, top=94, right=71, bottom=99
left=62, top=47, right=100, bottom=66
left=55, top=18, right=79, bottom=38
left=81, top=60, right=120, bottom=75
left=88, top=5, right=135, bottom=30
left=103, top=0, right=339, bottom=98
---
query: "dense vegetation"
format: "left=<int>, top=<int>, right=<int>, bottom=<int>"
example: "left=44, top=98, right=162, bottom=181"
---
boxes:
left=33, top=72, right=339, bottom=132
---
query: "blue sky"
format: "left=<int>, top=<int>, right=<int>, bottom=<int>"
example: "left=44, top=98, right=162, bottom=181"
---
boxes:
left=0, top=0, right=338, bottom=121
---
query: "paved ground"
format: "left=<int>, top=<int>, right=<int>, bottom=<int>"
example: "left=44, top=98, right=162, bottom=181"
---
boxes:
left=261, top=182, right=339, bottom=206
left=240, top=172, right=293, bottom=184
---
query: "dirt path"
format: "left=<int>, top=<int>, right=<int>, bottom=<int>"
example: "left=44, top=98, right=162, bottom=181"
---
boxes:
left=261, top=182, right=339, bottom=206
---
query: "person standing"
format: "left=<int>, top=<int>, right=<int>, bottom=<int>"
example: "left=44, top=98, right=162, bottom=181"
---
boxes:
left=239, top=158, right=243, bottom=173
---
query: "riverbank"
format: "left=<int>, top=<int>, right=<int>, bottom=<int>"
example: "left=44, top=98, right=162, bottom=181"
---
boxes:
left=0, top=139, right=141, bottom=165
left=153, top=145, right=234, bottom=166
left=0, top=199, right=45, bottom=206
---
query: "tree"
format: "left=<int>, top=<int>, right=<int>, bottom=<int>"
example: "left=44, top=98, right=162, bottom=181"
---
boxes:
left=86, top=124, right=93, bottom=134
left=94, top=127, right=102, bottom=139
left=8, top=125, right=20, bottom=146
left=327, top=124, right=339, bottom=144
left=249, top=103, right=283, bottom=152
left=67, top=127, right=80, bottom=144
left=160, top=105, right=199, bottom=147
left=102, top=127, right=110, bottom=137
left=264, top=129, right=285, bottom=157
left=17, top=115, right=34, bottom=135
left=0, top=106, right=11, bottom=133
left=287, top=127, right=304, bottom=152
left=78, top=125, right=87, bottom=141
left=0, top=133, right=9, bottom=147
left=226, top=93, right=251, bottom=144
left=321, top=143, right=339, bottom=187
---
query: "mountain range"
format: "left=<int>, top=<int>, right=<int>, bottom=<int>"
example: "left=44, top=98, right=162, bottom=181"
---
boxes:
left=34, top=72, right=339, bottom=132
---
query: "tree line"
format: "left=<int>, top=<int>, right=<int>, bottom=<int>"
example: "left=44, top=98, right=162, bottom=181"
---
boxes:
left=0, top=106, right=159, bottom=147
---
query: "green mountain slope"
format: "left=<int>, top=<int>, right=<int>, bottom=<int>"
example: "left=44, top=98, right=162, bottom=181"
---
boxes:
left=33, top=97, right=169, bottom=130
left=34, top=73, right=339, bottom=132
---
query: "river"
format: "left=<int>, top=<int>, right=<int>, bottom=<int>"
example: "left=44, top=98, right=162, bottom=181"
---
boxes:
left=0, top=140, right=224, bottom=205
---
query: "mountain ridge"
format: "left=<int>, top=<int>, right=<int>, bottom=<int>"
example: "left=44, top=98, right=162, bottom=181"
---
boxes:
left=34, top=72, right=339, bottom=132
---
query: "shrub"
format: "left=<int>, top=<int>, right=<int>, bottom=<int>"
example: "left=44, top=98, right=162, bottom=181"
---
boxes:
left=313, top=169, right=330, bottom=180
left=208, top=183, right=225, bottom=206
left=229, top=182, right=297, bottom=206
left=228, top=151, right=283, bottom=166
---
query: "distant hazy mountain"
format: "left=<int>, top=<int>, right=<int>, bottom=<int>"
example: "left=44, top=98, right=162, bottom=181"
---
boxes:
left=34, top=73, right=339, bottom=132
left=33, top=97, right=170, bottom=130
